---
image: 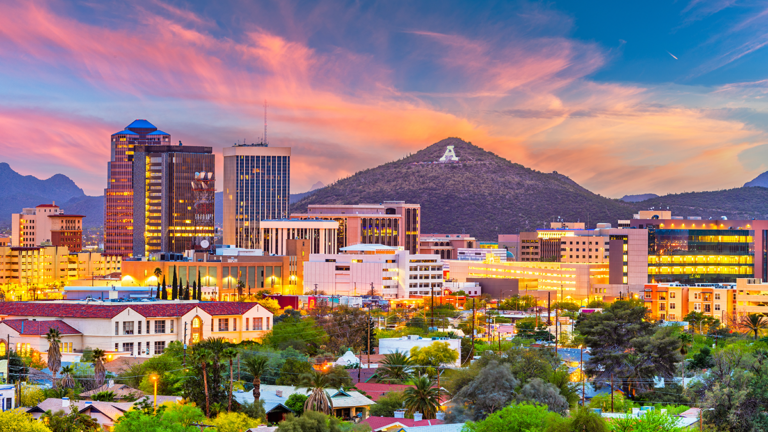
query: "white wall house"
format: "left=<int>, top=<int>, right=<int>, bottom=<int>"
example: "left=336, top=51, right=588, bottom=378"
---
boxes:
left=0, top=384, right=14, bottom=411
left=0, top=301, right=273, bottom=358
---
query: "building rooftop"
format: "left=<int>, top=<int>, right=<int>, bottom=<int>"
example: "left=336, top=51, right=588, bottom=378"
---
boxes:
left=126, top=119, right=157, bottom=130
left=48, top=214, right=85, bottom=218
left=147, top=130, right=170, bottom=136
left=0, top=301, right=272, bottom=319
left=112, top=129, right=139, bottom=135
left=0, top=319, right=81, bottom=335
left=340, top=244, right=400, bottom=252
left=36, top=204, right=59, bottom=208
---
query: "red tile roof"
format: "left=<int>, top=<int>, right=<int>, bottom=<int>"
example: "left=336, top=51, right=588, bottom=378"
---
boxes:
left=363, top=416, right=444, bottom=431
left=0, top=302, right=271, bottom=320
left=0, top=319, right=81, bottom=335
left=35, top=204, right=59, bottom=208
left=353, top=383, right=413, bottom=401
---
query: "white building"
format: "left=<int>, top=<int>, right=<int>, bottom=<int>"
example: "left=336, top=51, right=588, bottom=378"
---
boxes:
left=456, top=248, right=507, bottom=262
left=0, top=300, right=273, bottom=358
left=11, top=203, right=64, bottom=247
left=259, top=219, right=339, bottom=255
left=303, top=244, right=443, bottom=299
left=442, top=281, right=482, bottom=296
left=379, top=336, right=461, bottom=367
left=0, top=384, right=14, bottom=411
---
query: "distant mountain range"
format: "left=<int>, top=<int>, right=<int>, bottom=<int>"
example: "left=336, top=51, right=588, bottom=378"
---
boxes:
left=4, top=149, right=768, bottom=237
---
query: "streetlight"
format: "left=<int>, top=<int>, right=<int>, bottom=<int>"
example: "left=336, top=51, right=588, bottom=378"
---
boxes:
left=149, top=374, right=159, bottom=409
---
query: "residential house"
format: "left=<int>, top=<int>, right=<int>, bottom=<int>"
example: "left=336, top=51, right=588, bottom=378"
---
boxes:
left=233, top=385, right=375, bottom=422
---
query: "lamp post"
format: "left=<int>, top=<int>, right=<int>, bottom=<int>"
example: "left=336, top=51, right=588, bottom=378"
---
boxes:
left=150, top=374, right=158, bottom=409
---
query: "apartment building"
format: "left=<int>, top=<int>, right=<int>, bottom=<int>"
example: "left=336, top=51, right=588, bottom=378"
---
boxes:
left=420, top=234, right=475, bottom=260
left=0, top=301, right=273, bottom=358
left=644, top=283, right=729, bottom=322
left=11, top=203, right=84, bottom=252
left=303, top=244, right=443, bottom=299
left=258, top=219, right=339, bottom=255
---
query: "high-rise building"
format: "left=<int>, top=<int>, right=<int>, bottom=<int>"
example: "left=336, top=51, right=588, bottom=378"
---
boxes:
left=132, top=144, right=215, bottom=256
left=104, top=120, right=171, bottom=257
left=223, top=144, right=291, bottom=248
left=11, top=203, right=85, bottom=252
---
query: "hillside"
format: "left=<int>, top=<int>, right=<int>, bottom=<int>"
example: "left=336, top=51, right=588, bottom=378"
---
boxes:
left=291, top=138, right=638, bottom=239
left=634, top=188, right=768, bottom=220
left=621, top=193, right=658, bottom=203
left=745, top=171, right=768, bottom=188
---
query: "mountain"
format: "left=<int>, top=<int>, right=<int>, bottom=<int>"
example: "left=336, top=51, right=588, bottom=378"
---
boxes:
left=632, top=188, right=768, bottom=220
left=291, top=138, right=638, bottom=239
left=309, top=181, right=325, bottom=191
left=61, top=195, right=105, bottom=227
left=0, top=163, right=96, bottom=226
left=745, top=171, right=768, bottom=188
left=621, top=193, right=658, bottom=203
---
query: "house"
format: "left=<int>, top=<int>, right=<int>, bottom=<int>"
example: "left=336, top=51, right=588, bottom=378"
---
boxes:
left=364, top=415, right=445, bottom=432
left=27, top=396, right=182, bottom=429
left=0, top=319, right=83, bottom=363
left=233, top=385, right=376, bottom=422
left=399, top=425, right=465, bottom=432
left=80, top=380, right=144, bottom=400
left=0, top=384, right=14, bottom=411
left=0, top=300, right=273, bottom=357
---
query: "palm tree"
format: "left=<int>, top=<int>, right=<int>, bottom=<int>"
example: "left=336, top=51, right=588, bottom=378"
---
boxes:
left=222, top=348, right=238, bottom=412
left=46, top=328, right=62, bottom=388
left=153, top=268, right=162, bottom=297
left=741, top=314, right=768, bottom=340
left=193, top=347, right=214, bottom=417
left=92, top=348, right=107, bottom=387
left=243, top=355, right=269, bottom=401
left=60, top=365, right=75, bottom=389
left=377, top=351, right=413, bottom=383
left=679, top=332, right=693, bottom=356
left=301, top=369, right=333, bottom=415
left=403, top=375, right=440, bottom=420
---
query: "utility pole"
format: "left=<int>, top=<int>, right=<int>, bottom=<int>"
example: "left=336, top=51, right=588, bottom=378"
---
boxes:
left=468, top=300, right=476, bottom=364
left=431, top=285, right=435, bottom=331
left=555, top=306, right=559, bottom=355
left=610, top=373, right=614, bottom=412
left=183, top=322, right=188, bottom=365
left=367, top=307, right=372, bottom=368
left=581, top=346, right=585, bottom=406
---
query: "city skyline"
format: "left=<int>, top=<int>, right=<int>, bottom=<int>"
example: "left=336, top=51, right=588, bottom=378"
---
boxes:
left=3, top=1, right=768, bottom=198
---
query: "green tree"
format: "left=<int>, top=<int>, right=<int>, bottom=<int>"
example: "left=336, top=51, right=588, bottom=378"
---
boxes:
left=684, top=311, right=720, bottom=334
left=277, top=411, right=343, bottom=432
left=403, top=375, right=440, bottom=420
left=450, top=361, right=518, bottom=421
left=301, top=370, right=333, bottom=415
left=161, top=275, right=167, bottom=300
left=548, top=366, right=580, bottom=407
left=266, top=315, right=328, bottom=356
left=325, top=365, right=353, bottom=389
left=611, top=409, right=686, bottom=432
left=91, top=391, right=116, bottom=402
left=586, top=300, right=609, bottom=309
left=588, top=391, right=630, bottom=413
left=551, top=301, right=581, bottom=313
left=369, top=391, right=405, bottom=417
left=93, top=348, right=106, bottom=387
left=59, top=365, right=74, bottom=389
left=222, top=348, right=238, bottom=412
left=276, top=358, right=314, bottom=385
left=741, top=313, right=768, bottom=340
left=463, top=402, right=563, bottom=432
left=114, top=400, right=205, bottom=432
left=42, top=404, right=101, bottom=432
left=45, top=328, right=62, bottom=388
left=183, top=338, right=230, bottom=417
left=19, top=384, right=46, bottom=407
left=0, top=409, right=52, bottom=432
left=243, top=355, right=269, bottom=400
left=376, top=351, right=413, bottom=383
left=547, top=407, right=608, bottom=432
left=409, top=341, right=459, bottom=377
left=285, top=393, right=308, bottom=416
left=690, top=346, right=714, bottom=370
left=516, top=378, right=568, bottom=415
left=171, top=266, right=178, bottom=300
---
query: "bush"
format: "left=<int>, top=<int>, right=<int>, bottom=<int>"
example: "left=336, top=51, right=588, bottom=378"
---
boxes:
left=463, top=402, right=563, bottom=432
left=370, top=391, right=406, bottom=418
left=285, top=393, right=308, bottom=416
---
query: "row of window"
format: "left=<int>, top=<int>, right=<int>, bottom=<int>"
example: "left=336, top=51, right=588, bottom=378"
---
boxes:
left=115, top=320, right=174, bottom=336
left=116, top=341, right=166, bottom=356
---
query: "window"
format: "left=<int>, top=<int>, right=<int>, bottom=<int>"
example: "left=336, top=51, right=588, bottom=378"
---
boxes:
left=219, top=318, right=229, bottom=332
left=146, top=321, right=150, bottom=334
left=233, top=319, right=237, bottom=331
left=715, top=304, right=721, bottom=311
left=645, top=292, right=652, bottom=299
left=192, top=317, right=201, bottom=328
left=138, top=321, right=142, bottom=335
left=267, top=317, right=271, bottom=330
left=123, top=343, right=134, bottom=355
left=670, top=292, right=676, bottom=299
left=155, top=320, right=166, bottom=334
left=0, top=341, right=5, bottom=357
left=254, top=317, right=263, bottom=330
left=123, top=321, right=134, bottom=335
left=659, top=304, right=666, bottom=311
left=115, top=343, right=119, bottom=351
left=694, top=293, right=700, bottom=300
left=154, top=341, right=166, bottom=355
left=669, top=314, right=676, bottom=320
left=670, top=303, right=676, bottom=310
left=170, top=321, right=174, bottom=333
left=704, top=304, right=711, bottom=313
left=694, top=303, right=701, bottom=311
left=715, top=293, right=721, bottom=300
left=246, top=318, right=250, bottom=331
left=115, top=322, right=119, bottom=336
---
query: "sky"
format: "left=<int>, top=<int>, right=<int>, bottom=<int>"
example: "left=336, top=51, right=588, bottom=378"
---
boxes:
left=2, top=0, right=768, bottom=198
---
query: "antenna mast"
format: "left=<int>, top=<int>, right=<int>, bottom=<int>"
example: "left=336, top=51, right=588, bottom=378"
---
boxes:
left=264, top=100, right=268, bottom=144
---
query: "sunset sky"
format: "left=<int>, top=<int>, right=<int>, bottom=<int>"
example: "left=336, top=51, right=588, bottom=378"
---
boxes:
left=2, top=0, right=768, bottom=197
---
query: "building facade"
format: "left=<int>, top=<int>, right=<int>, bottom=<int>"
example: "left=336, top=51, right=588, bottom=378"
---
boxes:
left=11, top=203, right=84, bottom=252
left=223, top=144, right=291, bottom=249
left=105, top=120, right=172, bottom=257
left=259, top=219, right=339, bottom=255
left=419, top=234, right=476, bottom=260
left=628, top=214, right=767, bottom=284
left=292, top=202, right=421, bottom=254
left=132, top=145, right=215, bottom=257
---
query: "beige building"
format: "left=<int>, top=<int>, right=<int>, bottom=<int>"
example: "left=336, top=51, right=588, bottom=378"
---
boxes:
left=11, top=203, right=85, bottom=252
left=259, top=219, right=339, bottom=255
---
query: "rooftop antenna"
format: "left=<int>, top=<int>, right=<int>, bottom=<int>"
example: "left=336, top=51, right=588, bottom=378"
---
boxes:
left=264, top=99, right=268, bottom=145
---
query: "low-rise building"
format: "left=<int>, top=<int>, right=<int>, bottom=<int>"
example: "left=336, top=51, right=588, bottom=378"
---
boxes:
left=259, top=219, right=339, bottom=255
left=303, top=244, right=443, bottom=299
left=644, top=283, right=730, bottom=323
left=233, top=385, right=375, bottom=422
left=0, top=300, right=273, bottom=357
left=0, top=384, right=14, bottom=411
left=420, top=234, right=476, bottom=260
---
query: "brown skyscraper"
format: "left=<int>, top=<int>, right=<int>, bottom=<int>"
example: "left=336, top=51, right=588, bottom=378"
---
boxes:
left=104, top=120, right=170, bottom=257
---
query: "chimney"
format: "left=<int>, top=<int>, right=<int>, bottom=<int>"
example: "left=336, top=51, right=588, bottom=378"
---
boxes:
left=84, top=401, right=93, bottom=406
left=108, top=379, right=115, bottom=388
left=435, top=412, right=445, bottom=421
left=276, top=390, right=283, bottom=397
left=413, top=412, right=423, bottom=422
left=394, top=410, right=405, bottom=419
left=62, top=397, right=69, bottom=407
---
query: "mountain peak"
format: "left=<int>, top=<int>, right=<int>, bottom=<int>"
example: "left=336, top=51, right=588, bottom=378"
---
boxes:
left=745, top=171, right=768, bottom=188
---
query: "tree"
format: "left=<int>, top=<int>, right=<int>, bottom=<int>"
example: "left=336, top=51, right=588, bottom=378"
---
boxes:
left=277, top=411, right=343, bottom=432
left=171, top=266, right=178, bottom=300
left=222, top=348, right=238, bottom=412
left=184, top=282, right=190, bottom=301
left=257, top=298, right=281, bottom=314
left=285, top=393, right=308, bottom=416
left=684, top=311, right=720, bottom=334
left=611, top=409, right=686, bottom=432
left=550, top=301, right=581, bottom=313
left=451, top=361, right=519, bottom=421
left=301, top=370, right=333, bottom=415
left=212, top=412, right=260, bottom=432
left=516, top=378, right=569, bottom=415
left=161, top=275, right=167, bottom=300
left=93, top=348, right=106, bottom=387
left=403, top=375, right=440, bottom=420
left=548, top=407, right=608, bottom=432
left=91, top=391, right=116, bottom=402
left=42, top=404, right=101, bottom=432
left=462, top=402, right=563, bottom=432
left=588, top=391, right=631, bottom=413
left=325, top=365, right=353, bottom=389
left=376, top=351, right=413, bottom=383
left=191, top=281, right=197, bottom=301
left=114, top=400, right=205, bottom=432
left=45, top=328, right=62, bottom=388
left=237, top=279, right=245, bottom=300
left=193, top=348, right=213, bottom=417
left=410, top=342, right=459, bottom=373
left=59, top=365, right=74, bottom=389
left=276, top=358, right=314, bottom=386
left=0, top=409, right=52, bottom=432
left=266, top=315, right=328, bottom=356
left=370, top=391, right=405, bottom=417
left=690, top=346, right=714, bottom=370
left=244, top=355, right=269, bottom=401
left=586, top=300, right=609, bottom=309
left=548, top=366, right=579, bottom=407
left=183, top=338, right=229, bottom=417
left=741, top=313, right=768, bottom=340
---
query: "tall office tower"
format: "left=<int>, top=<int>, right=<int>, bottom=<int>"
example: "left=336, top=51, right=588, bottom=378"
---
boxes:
left=223, top=144, right=291, bottom=248
left=132, top=144, right=215, bottom=256
left=104, top=120, right=171, bottom=256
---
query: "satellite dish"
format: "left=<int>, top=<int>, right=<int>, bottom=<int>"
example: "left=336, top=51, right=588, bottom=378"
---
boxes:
left=201, top=240, right=210, bottom=248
